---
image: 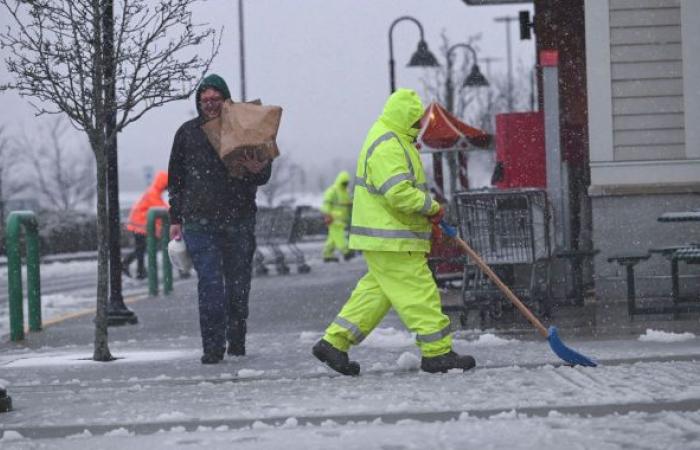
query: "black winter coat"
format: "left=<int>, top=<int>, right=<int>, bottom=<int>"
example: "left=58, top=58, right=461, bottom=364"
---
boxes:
left=168, top=116, right=272, bottom=226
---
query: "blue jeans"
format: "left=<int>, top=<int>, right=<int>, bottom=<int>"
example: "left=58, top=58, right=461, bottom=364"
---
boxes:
left=183, top=216, right=256, bottom=355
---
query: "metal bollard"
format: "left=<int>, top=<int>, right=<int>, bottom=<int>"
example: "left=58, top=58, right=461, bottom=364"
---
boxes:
left=146, top=207, right=172, bottom=296
left=5, top=211, right=41, bottom=342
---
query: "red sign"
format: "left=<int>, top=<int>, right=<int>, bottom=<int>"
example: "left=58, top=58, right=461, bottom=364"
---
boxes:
left=539, top=50, right=559, bottom=67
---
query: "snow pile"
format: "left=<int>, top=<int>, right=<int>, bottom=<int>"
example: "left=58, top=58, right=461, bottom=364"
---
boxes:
left=238, top=369, right=265, bottom=378
left=0, top=431, right=23, bottom=441
left=281, top=417, right=299, bottom=428
left=298, top=331, right=321, bottom=344
left=0, top=378, right=8, bottom=390
left=103, top=427, right=134, bottom=437
left=638, top=329, right=696, bottom=343
left=66, top=430, right=93, bottom=439
left=362, top=327, right=414, bottom=348
left=156, top=411, right=188, bottom=421
left=396, top=352, right=420, bottom=371
left=469, top=333, right=517, bottom=346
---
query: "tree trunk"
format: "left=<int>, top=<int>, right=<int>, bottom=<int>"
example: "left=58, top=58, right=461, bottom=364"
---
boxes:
left=93, top=148, right=113, bottom=361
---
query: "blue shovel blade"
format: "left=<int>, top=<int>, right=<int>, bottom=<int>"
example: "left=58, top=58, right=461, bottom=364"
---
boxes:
left=547, top=326, right=597, bottom=367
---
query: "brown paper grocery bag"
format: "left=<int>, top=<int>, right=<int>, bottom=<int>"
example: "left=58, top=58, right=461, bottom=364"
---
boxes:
left=217, top=99, right=282, bottom=177
left=201, top=115, right=222, bottom=153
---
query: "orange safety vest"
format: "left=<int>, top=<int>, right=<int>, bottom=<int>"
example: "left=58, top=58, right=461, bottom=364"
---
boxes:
left=126, top=171, right=169, bottom=236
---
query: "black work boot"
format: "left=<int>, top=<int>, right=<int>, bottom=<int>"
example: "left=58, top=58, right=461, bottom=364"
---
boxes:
left=312, top=339, right=360, bottom=376
left=343, top=251, right=356, bottom=261
left=421, top=351, right=476, bottom=373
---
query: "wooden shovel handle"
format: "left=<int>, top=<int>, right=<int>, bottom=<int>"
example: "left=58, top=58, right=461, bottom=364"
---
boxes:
left=452, top=235, right=549, bottom=338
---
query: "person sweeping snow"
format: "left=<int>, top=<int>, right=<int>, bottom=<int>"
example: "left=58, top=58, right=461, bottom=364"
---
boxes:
left=312, top=89, right=476, bottom=375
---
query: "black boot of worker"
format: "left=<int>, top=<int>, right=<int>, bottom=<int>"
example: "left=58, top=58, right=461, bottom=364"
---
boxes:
left=312, top=340, right=360, bottom=376
left=421, top=351, right=476, bottom=373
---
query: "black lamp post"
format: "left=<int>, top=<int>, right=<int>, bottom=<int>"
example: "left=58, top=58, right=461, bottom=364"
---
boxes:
left=104, top=0, right=136, bottom=326
left=388, top=16, right=439, bottom=94
left=444, top=43, right=488, bottom=196
left=444, top=43, right=488, bottom=114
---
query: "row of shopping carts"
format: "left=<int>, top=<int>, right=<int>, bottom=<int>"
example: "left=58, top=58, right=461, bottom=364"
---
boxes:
left=441, top=188, right=552, bottom=325
left=253, top=206, right=312, bottom=276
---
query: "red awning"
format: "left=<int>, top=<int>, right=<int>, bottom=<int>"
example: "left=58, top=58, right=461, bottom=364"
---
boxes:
left=417, top=102, right=492, bottom=152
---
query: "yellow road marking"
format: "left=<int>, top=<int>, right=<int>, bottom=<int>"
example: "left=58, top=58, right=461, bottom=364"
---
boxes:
left=30, top=294, right=150, bottom=330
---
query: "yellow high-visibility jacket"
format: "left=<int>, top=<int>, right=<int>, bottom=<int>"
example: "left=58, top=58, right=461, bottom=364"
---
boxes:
left=321, top=171, right=352, bottom=225
left=349, top=89, right=439, bottom=253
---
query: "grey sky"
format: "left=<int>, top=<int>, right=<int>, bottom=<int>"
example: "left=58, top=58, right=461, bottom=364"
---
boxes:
left=0, top=0, right=534, bottom=192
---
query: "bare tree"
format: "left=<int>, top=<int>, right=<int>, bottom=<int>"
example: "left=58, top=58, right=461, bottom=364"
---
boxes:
left=420, top=32, right=483, bottom=118
left=421, top=33, right=532, bottom=130
left=1, top=0, right=219, bottom=360
left=259, top=155, right=295, bottom=207
left=18, top=118, right=96, bottom=211
left=0, top=126, right=31, bottom=221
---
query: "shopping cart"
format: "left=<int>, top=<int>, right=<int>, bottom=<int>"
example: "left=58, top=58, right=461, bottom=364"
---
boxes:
left=453, top=188, right=551, bottom=324
left=254, top=206, right=311, bottom=275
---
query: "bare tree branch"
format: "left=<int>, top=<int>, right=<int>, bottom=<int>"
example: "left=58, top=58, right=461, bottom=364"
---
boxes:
left=259, top=156, right=297, bottom=207
left=419, top=32, right=531, bottom=131
left=0, top=0, right=220, bottom=360
left=0, top=125, right=31, bottom=205
left=19, top=118, right=96, bottom=211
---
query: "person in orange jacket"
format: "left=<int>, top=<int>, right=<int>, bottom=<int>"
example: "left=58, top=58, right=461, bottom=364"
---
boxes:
left=122, top=171, right=169, bottom=279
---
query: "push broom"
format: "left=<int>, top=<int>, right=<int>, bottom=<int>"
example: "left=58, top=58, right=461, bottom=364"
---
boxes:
left=440, top=221, right=597, bottom=367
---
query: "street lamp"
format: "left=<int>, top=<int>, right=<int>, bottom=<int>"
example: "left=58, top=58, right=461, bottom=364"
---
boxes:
left=443, top=43, right=488, bottom=196
left=388, top=16, right=439, bottom=93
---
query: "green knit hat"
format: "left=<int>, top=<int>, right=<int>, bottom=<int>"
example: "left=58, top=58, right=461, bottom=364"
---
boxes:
left=195, top=74, right=232, bottom=115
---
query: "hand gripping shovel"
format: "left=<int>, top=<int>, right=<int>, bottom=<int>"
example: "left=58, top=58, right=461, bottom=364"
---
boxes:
left=440, top=221, right=597, bottom=367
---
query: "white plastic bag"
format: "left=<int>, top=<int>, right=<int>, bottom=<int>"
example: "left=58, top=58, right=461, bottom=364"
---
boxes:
left=168, top=239, right=193, bottom=273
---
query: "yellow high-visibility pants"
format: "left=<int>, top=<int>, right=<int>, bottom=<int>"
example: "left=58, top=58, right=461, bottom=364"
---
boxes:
left=323, top=250, right=452, bottom=357
left=323, top=223, right=350, bottom=258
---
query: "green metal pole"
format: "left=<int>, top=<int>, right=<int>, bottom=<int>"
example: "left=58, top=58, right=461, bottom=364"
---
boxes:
left=5, top=211, right=41, bottom=341
left=147, top=209, right=160, bottom=297
left=147, top=207, right=171, bottom=296
left=25, top=218, right=41, bottom=331
left=6, top=213, right=24, bottom=342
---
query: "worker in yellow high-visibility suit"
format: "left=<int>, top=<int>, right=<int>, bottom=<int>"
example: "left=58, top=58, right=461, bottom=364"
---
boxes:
left=320, top=171, right=355, bottom=262
left=312, top=89, right=476, bottom=375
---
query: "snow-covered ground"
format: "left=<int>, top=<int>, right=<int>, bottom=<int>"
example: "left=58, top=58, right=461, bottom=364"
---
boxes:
left=0, top=259, right=151, bottom=339
left=1, top=326, right=700, bottom=449
left=1, top=244, right=700, bottom=449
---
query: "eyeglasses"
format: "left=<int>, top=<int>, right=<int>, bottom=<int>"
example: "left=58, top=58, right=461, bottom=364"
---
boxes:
left=199, top=98, right=223, bottom=106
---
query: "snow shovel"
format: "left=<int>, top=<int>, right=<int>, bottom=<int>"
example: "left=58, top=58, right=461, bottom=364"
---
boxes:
left=440, top=221, right=597, bottom=367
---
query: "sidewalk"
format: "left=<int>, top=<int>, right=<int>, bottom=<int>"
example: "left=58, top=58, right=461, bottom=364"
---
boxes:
left=1, top=252, right=700, bottom=448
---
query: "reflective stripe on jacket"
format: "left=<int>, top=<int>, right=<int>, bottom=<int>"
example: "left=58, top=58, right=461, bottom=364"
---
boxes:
left=349, top=89, right=439, bottom=253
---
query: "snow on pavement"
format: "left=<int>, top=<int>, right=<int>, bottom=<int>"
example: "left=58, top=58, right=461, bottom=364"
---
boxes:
left=1, top=328, right=699, bottom=445
left=3, top=409, right=700, bottom=449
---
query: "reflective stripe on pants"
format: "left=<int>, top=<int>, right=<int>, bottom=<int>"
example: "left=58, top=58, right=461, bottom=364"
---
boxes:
left=323, top=250, right=452, bottom=357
